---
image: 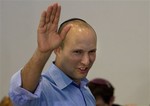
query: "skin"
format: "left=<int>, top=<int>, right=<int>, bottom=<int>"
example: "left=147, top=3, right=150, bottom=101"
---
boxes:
left=21, top=3, right=97, bottom=93
left=96, top=96, right=107, bottom=106
left=21, top=3, right=71, bottom=92
left=55, top=24, right=97, bottom=84
left=96, top=96, right=114, bottom=106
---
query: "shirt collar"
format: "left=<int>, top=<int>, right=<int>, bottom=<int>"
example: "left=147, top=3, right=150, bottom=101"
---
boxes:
left=47, top=62, right=89, bottom=89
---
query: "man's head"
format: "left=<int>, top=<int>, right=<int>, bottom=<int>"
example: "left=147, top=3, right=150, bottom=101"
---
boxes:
left=88, top=78, right=115, bottom=106
left=55, top=18, right=97, bottom=84
left=58, top=18, right=96, bottom=48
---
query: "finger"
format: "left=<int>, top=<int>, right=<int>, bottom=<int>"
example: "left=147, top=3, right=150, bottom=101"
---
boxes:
left=60, top=25, right=71, bottom=40
left=49, top=3, right=58, bottom=23
left=50, top=4, right=61, bottom=32
left=53, top=4, right=61, bottom=26
left=39, top=11, right=46, bottom=28
left=46, top=5, right=53, bottom=23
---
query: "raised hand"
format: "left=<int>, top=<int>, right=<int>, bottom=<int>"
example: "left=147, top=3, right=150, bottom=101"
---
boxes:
left=21, top=3, right=71, bottom=92
left=37, top=3, right=70, bottom=53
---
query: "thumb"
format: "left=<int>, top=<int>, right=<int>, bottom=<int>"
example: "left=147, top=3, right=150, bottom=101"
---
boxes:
left=59, top=25, right=71, bottom=40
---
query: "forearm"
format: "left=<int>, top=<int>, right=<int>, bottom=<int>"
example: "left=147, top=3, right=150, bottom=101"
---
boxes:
left=21, top=48, right=52, bottom=93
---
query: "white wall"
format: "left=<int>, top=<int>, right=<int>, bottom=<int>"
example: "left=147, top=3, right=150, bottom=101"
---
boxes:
left=0, top=0, right=149, bottom=105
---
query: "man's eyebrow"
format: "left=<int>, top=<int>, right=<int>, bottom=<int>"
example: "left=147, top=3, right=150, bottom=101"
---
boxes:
left=90, top=48, right=97, bottom=51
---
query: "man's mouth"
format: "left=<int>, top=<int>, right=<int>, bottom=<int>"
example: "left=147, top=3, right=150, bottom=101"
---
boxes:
left=78, top=67, right=89, bottom=73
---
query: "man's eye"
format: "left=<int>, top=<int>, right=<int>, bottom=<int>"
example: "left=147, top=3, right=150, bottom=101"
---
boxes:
left=90, top=50, right=96, bottom=54
left=74, top=51, right=82, bottom=54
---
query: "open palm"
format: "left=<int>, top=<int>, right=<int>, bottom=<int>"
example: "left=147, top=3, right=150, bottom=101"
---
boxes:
left=37, top=3, right=70, bottom=53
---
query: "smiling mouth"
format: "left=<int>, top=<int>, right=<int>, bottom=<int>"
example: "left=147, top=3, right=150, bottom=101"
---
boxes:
left=78, top=67, right=89, bottom=74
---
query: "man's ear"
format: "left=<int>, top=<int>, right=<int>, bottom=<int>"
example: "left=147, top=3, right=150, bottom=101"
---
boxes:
left=54, top=46, right=62, bottom=55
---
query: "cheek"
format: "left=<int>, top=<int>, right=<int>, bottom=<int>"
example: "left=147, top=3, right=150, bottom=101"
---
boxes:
left=90, top=54, right=96, bottom=62
left=61, top=56, right=80, bottom=73
left=68, top=55, right=82, bottom=65
left=62, top=54, right=80, bottom=66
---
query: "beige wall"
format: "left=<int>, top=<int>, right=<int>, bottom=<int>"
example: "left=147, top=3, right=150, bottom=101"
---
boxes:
left=149, top=1, right=150, bottom=103
left=0, top=0, right=2, bottom=100
left=0, top=0, right=149, bottom=105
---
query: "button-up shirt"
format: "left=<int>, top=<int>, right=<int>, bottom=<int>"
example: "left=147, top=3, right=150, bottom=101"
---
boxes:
left=9, top=63, right=95, bottom=106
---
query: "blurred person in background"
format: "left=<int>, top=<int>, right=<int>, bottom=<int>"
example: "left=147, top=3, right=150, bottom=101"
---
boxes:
left=88, top=78, right=120, bottom=106
left=88, top=78, right=137, bottom=106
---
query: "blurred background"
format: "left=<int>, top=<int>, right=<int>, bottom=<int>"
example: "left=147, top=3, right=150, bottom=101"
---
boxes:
left=0, top=0, right=149, bottom=105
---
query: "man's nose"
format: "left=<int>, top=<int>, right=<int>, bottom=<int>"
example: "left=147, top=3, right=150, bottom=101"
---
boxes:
left=81, top=54, right=90, bottom=66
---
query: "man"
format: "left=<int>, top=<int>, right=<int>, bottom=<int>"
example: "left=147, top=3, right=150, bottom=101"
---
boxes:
left=9, top=3, right=97, bottom=106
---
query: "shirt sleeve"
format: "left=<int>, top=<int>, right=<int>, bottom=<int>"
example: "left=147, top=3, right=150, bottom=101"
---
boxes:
left=9, top=69, right=42, bottom=106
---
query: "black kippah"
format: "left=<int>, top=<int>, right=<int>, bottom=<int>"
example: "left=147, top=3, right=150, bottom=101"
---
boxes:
left=58, top=18, right=88, bottom=34
left=59, top=18, right=87, bottom=28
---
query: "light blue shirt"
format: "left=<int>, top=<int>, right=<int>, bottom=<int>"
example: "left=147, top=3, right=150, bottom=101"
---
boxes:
left=9, top=63, right=95, bottom=106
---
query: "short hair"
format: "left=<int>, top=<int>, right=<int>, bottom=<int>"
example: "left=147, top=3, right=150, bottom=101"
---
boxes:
left=88, top=78, right=114, bottom=104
